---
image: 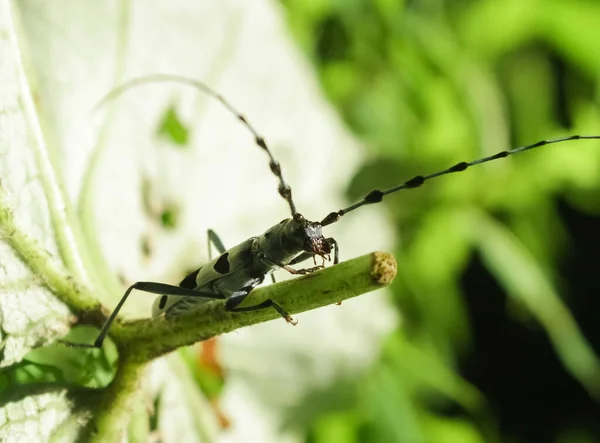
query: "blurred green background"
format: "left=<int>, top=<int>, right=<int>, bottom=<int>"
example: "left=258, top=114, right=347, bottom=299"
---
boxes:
left=276, top=0, right=600, bottom=442
left=3, top=1, right=600, bottom=441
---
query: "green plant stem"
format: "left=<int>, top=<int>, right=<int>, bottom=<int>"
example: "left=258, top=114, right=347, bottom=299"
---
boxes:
left=85, top=252, right=395, bottom=440
left=89, top=356, right=147, bottom=443
left=115, top=252, right=397, bottom=362
left=0, top=190, right=99, bottom=313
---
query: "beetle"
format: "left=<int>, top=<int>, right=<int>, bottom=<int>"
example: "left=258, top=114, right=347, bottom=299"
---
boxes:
left=65, top=74, right=600, bottom=349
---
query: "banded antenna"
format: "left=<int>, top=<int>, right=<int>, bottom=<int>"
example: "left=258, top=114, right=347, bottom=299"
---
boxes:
left=96, top=74, right=298, bottom=216
left=320, top=135, right=600, bottom=225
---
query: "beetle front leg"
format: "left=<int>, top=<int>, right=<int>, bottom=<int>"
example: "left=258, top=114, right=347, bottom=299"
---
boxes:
left=287, top=252, right=316, bottom=266
left=257, top=253, right=324, bottom=275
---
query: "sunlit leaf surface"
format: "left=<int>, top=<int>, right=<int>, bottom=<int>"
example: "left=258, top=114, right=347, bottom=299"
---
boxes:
left=1, top=0, right=395, bottom=441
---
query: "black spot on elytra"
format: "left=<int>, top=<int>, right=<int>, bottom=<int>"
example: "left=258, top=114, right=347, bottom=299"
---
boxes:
left=214, top=252, right=230, bottom=274
left=158, top=295, right=168, bottom=310
left=179, top=267, right=201, bottom=289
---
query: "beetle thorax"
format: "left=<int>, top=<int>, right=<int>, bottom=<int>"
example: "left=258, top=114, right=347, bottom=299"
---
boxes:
left=254, top=213, right=330, bottom=264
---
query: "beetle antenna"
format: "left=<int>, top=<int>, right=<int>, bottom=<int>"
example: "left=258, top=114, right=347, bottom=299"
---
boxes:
left=95, top=74, right=298, bottom=215
left=320, top=135, right=600, bottom=226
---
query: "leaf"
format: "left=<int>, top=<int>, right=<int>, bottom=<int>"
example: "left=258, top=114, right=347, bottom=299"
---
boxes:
left=0, top=4, right=79, bottom=441
left=157, top=106, right=190, bottom=147
left=0, top=12, right=72, bottom=368
left=1, top=0, right=397, bottom=440
left=146, top=356, right=220, bottom=443
left=471, top=209, right=600, bottom=399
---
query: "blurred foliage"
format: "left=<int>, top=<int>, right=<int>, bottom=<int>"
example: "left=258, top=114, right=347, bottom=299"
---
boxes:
left=0, top=326, right=117, bottom=406
left=279, top=0, right=600, bottom=442
left=158, top=105, right=190, bottom=147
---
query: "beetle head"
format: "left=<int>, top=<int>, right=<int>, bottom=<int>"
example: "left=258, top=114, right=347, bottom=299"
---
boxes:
left=284, top=213, right=331, bottom=258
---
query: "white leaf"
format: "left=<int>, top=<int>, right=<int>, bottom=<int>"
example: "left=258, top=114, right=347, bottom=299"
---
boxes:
left=2, top=0, right=396, bottom=440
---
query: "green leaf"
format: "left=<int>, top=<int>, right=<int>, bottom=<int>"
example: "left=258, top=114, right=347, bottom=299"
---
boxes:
left=158, top=106, right=190, bottom=147
left=472, top=210, right=600, bottom=399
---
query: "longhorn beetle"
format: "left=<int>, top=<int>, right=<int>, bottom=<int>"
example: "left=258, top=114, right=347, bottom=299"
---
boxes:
left=65, top=73, right=600, bottom=349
